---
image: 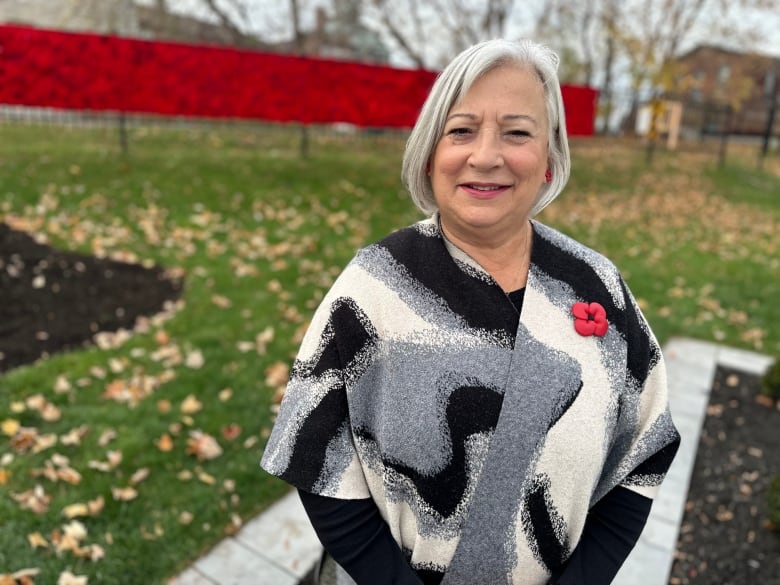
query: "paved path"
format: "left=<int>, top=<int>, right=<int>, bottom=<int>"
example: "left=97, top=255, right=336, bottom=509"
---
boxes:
left=169, top=337, right=773, bottom=585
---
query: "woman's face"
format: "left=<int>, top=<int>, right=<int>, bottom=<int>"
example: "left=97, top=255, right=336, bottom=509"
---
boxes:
left=429, top=65, right=549, bottom=243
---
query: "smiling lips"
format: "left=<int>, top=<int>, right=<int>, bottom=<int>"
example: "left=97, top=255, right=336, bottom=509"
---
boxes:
left=459, top=182, right=511, bottom=199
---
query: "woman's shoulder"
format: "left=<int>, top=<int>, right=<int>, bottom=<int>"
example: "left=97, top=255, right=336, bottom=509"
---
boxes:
left=531, top=220, right=620, bottom=274
left=367, top=216, right=439, bottom=250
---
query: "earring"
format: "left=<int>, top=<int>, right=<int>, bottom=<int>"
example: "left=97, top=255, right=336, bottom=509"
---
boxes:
left=545, top=169, right=552, bottom=183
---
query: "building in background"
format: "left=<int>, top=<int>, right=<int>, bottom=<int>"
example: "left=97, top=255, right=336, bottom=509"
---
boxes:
left=668, top=45, right=780, bottom=136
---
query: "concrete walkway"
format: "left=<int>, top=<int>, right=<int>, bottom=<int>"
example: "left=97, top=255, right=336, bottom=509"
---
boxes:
left=169, top=337, right=773, bottom=585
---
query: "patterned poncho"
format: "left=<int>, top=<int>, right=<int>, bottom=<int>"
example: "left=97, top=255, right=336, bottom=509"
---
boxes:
left=261, top=216, right=680, bottom=584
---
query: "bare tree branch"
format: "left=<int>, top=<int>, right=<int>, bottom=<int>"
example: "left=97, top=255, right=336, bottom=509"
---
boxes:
left=198, top=0, right=249, bottom=46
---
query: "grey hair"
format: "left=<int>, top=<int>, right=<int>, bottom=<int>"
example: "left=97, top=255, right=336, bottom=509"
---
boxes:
left=402, top=39, right=571, bottom=217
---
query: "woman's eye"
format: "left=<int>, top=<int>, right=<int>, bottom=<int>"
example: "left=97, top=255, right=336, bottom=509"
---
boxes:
left=507, top=130, right=531, bottom=139
left=447, top=127, right=472, bottom=136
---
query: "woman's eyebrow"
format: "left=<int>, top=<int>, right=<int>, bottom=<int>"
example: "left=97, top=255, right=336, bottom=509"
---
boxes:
left=445, top=112, right=538, bottom=126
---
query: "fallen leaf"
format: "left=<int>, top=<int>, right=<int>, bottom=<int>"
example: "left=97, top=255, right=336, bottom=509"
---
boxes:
left=98, top=429, right=117, bottom=446
left=62, top=503, right=90, bottom=519
left=186, top=431, right=222, bottom=461
left=62, top=520, right=88, bottom=541
left=28, top=531, right=49, bottom=548
left=157, top=399, right=171, bottom=414
left=1, top=419, right=20, bottom=437
left=57, top=570, right=88, bottom=585
left=155, top=330, right=170, bottom=345
left=90, top=543, right=105, bottom=561
left=185, top=350, right=205, bottom=369
left=140, top=523, right=164, bottom=541
left=89, top=366, right=107, bottom=379
left=221, top=424, right=242, bottom=441
left=255, top=326, right=275, bottom=354
left=60, top=425, right=89, bottom=446
left=264, top=361, right=289, bottom=388
left=57, top=467, right=83, bottom=485
left=218, top=388, right=233, bottom=402
left=180, top=394, right=203, bottom=415
left=211, top=294, right=232, bottom=308
left=197, top=470, right=216, bottom=485
left=156, top=433, right=174, bottom=452
left=111, top=486, right=138, bottom=502
left=177, top=469, right=193, bottom=481
left=129, top=468, right=150, bottom=485
left=12, top=485, right=51, bottom=514
left=33, top=433, right=58, bottom=453
left=179, top=511, right=194, bottom=524
left=88, top=496, right=105, bottom=516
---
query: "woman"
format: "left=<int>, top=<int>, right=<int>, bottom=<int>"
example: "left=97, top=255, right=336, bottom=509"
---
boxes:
left=261, top=39, right=680, bottom=585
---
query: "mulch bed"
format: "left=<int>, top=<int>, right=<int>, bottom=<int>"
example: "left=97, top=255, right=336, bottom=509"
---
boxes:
left=669, top=365, right=780, bottom=584
left=2, top=222, right=778, bottom=585
left=0, top=223, right=182, bottom=373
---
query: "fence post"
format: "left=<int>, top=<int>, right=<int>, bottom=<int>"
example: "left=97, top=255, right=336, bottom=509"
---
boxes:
left=118, top=111, right=129, bottom=156
left=759, top=70, right=778, bottom=170
left=300, top=124, right=310, bottom=159
left=718, top=106, right=732, bottom=168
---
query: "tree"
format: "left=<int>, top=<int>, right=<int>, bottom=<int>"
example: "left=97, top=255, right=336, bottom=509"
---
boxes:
left=534, top=0, right=780, bottom=132
left=363, top=0, right=557, bottom=69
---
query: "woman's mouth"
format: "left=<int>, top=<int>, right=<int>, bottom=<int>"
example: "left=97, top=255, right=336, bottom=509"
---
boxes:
left=460, top=183, right=510, bottom=198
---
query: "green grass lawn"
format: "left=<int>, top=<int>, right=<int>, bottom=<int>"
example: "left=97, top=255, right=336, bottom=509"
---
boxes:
left=0, top=122, right=778, bottom=584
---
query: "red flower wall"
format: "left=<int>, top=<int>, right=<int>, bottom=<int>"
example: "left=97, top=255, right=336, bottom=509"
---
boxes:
left=0, top=25, right=597, bottom=134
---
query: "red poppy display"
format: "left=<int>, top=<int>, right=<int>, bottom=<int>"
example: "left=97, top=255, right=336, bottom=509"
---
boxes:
left=571, top=302, right=609, bottom=337
left=0, top=25, right=598, bottom=133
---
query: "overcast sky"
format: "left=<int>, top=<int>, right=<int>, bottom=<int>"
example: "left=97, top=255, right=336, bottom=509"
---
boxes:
left=136, top=0, right=780, bottom=65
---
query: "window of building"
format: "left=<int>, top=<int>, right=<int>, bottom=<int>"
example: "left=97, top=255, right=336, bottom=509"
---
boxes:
left=765, top=71, right=777, bottom=97
left=717, top=65, right=731, bottom=86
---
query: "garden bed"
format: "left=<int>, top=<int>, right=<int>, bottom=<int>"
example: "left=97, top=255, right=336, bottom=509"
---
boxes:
left=668, top=365, right=780, bottom=584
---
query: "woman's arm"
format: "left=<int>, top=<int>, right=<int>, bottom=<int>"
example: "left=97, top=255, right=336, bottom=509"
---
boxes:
left=298, top=489, right=424, bottom=585
left=552, top=486, right=652, bottom=585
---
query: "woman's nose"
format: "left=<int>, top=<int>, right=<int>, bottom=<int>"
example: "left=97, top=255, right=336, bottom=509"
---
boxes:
left=467, top=131, right=503, bottom=169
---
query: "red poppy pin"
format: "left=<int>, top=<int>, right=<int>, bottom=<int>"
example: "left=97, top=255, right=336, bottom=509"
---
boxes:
left=572, top=302, right=609, bottom=337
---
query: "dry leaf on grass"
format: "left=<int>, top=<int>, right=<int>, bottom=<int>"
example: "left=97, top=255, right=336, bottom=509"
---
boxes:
left=211, top=294, right=232, bottom=308
left=186, top=430, right=222, bottom=461
left=180, top=394, right=202, bottom=415
left=60, top=425, right=89, bottom=446
left=197, top=470, right=216, bottom=485
left=57, top=570, right=88, bottom=585
left=111, top=486, right=138, bottom=502
left=0, top=568, right=40, bottom=585
left=2, top=419, right=21, bottom=436
left=156, top=433, right=174, bottom=452
left=264, top=362, right=289, bottom=389
left=27, top=532, right=49, bottom=548
left=98, top=429, right=117, bottom=446
left=63, top=496, right=105, bottom=519
left=11, top=485, right=50, bottom=514
left=221, top=424, right=242, bottom=441
left=185, top=349, right=205, bottom=369
left=88, top=450, right=122, bottom=472
left=129, top=468, right=150, bottom=485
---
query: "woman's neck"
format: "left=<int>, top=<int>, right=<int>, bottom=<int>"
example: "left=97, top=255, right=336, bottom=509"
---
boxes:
left=440, top=220, right=533, bottom=293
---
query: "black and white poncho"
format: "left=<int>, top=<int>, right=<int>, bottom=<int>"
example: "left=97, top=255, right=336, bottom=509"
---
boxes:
left=261, top=216, right=680, bottom=584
